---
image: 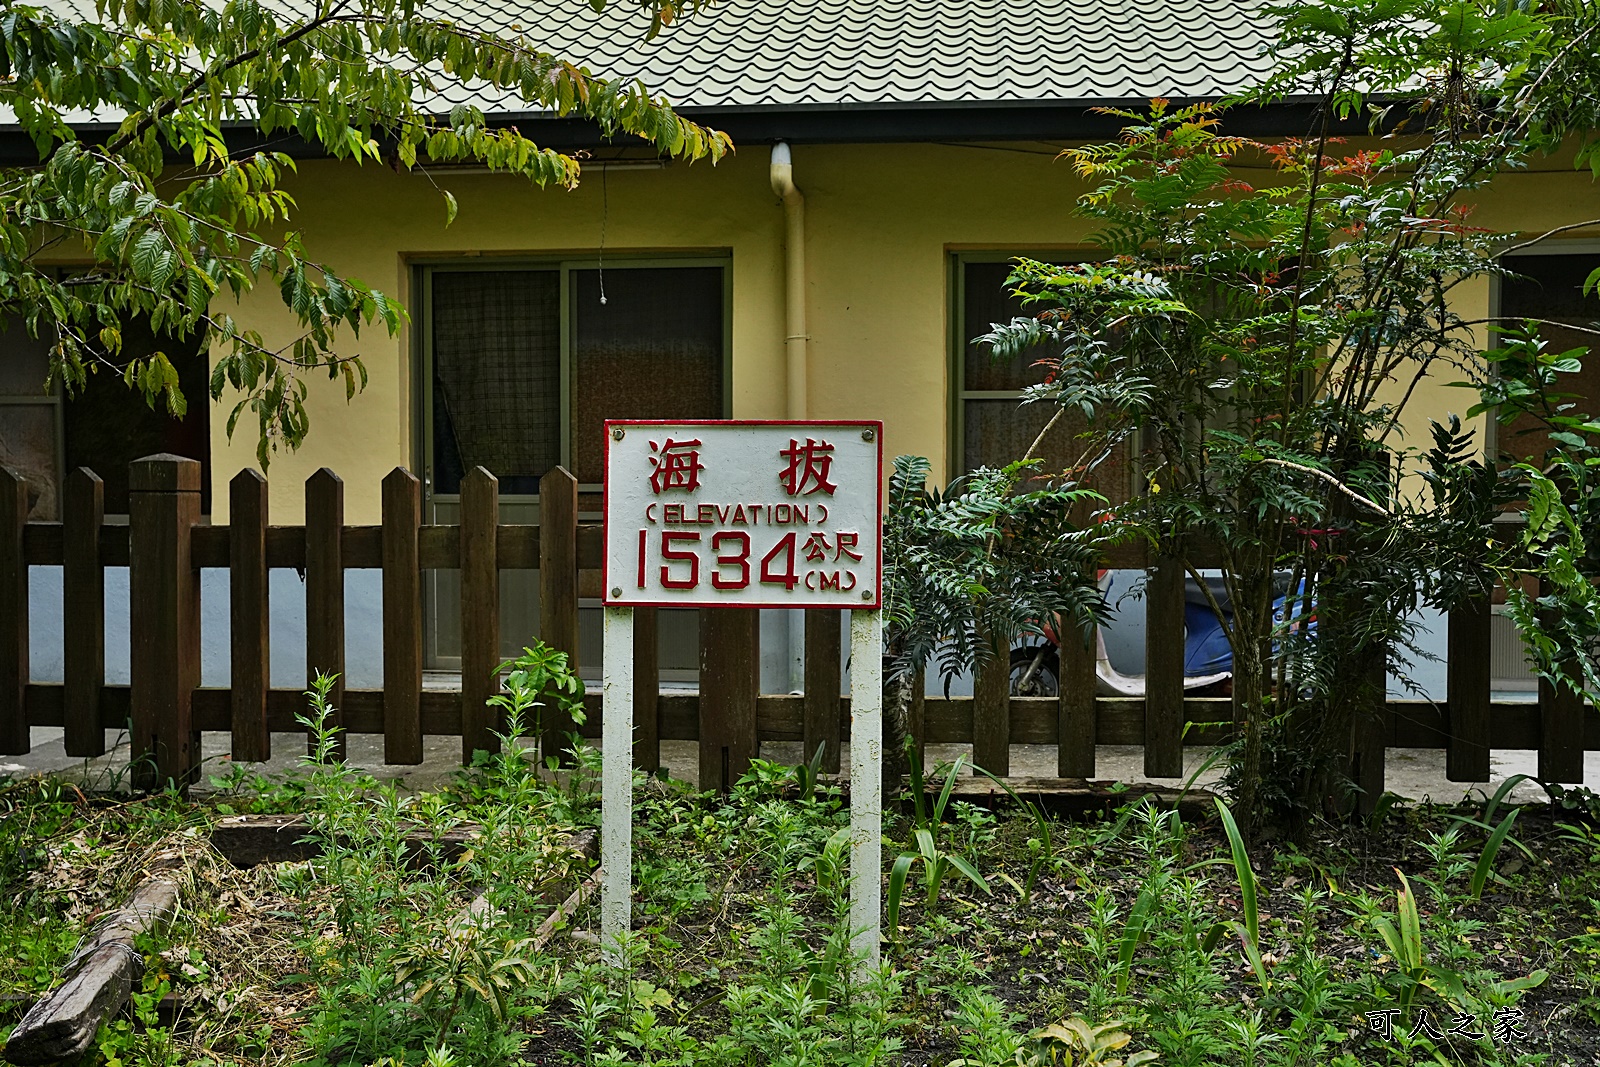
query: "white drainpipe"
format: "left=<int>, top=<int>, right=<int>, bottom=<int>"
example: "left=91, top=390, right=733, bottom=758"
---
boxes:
left=769, top=142, right=808, bottom=419
left=769, top=142, right=808, bottom=693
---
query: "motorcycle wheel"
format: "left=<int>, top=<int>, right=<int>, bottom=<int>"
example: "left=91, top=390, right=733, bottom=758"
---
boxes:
left=1008, top=646, right=1061, bottom=697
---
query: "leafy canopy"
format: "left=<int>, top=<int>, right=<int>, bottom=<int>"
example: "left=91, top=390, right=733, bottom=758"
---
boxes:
left=0, top=0, right=731, bottom=463
left=971, top=0, right=1600, bottom=830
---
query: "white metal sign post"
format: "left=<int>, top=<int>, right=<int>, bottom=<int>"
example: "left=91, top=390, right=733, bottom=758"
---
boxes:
left=601, top=420, right=885, bottom=967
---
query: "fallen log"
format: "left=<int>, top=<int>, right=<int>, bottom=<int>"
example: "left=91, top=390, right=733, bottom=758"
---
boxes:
left=4, top=869, right=182, bottom=1065
left=534, top=872, right=601, bottom=951
left=450, top=828, right=599, bottom=933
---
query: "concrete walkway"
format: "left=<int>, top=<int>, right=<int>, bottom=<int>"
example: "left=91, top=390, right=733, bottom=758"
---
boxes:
left=6, top=726, right=1592, bottom=806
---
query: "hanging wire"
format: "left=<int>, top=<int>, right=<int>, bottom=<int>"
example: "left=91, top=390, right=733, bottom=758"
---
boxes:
left=598, top=163, right=609, bottom=306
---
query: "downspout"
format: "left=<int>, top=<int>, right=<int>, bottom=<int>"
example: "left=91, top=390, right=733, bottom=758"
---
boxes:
left=770, top=142, right=808, bottom=695
left=770, top=142, right=807, bottom=419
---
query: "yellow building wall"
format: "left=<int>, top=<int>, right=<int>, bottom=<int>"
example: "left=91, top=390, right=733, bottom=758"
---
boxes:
left=207, top=141, right=1599, bottom=523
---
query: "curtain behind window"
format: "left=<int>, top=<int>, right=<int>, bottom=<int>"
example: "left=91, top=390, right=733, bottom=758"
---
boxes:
left=431, top=270, right=561, bottom=494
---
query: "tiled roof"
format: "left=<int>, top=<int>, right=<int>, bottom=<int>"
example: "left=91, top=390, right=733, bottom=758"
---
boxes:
left=443, top=0, right=1278, bottom=111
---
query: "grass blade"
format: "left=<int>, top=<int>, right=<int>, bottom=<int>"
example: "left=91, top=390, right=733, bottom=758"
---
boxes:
left=1470, top=809, right=1521, bottom=900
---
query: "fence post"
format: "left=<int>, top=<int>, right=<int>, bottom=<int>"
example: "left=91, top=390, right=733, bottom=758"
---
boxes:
left=972, top=623, right=1010, bottom=776
left=460, top=466, right=500, bottom=762
left=539, top=467, right=579, bottom=762
left=64, top=469, right=106, bottom=757
left=305, top=469, right=345, bottom=760
left=128, top=454, right=201, bottom=790
left=1446, top=595, right=1492, bottom=782
left=1350, top=642, right=1388, bottom=815
left=0, top=468, right=26, bottom=755
left=1059, top=617, right=1097, bottom=778
left=383, top=467, right=423, bottom=765
left=1538, top=575, right=1585, bottom=783
left=804, top=608, right=842, bottom=773
left=700, top=607, right=758, bottom=791
left=230, top=469, right=270, bottom=763
left=633, top=606, right=660, bottom=772
left=1144, top=555, right=1185, bottom=778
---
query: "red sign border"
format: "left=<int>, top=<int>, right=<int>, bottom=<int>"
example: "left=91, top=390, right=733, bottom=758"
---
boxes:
left=602, top=419, right=885, bottom=610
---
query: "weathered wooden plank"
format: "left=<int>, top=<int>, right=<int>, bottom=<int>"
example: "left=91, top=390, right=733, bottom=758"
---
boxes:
left=1144, top=556, right=1185, bottom=777
left=128, top=455, right=202, bottom=790
left=62, top=470, right=106, bottom=758
left=0, top=468, right=26, bottom=755
left=459, top=468, right=500, bottom=762
left=1538, top=576, right=1587, bottom=783
left=1446, top=596, right=1492, bottom=781
left=1350, top=642, right=1389, bottom=815
left=305, top=469, right=345, bottom=760
left=633, top=607, right=660, bottom=772
left=3, top=868, right=182, bottom=1065
left=804, top=608, right=842, bottom=773
left=209, top=813, right=486, bottom=869
left=1059, top=615, right=1097, bottom=778
left=382, top=468, right=424, bottom=765
left=972, top=628, right=1011, bottom=775
left=538, top=467, right=579, bottom=762
left=229, top=470, right=270, bottom=763
left=699, top=608, right=758, bottom=791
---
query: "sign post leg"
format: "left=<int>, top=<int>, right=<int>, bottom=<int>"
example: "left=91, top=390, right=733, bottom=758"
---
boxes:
left=849, top=608, right=883, bottom=972
left=601, top=605, right=635, bottom=960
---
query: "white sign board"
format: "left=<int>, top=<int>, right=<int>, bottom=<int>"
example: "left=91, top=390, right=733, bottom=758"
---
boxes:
left=598, top=419, right=885, bottom=973
left=603, top=420, right=883, bottom=609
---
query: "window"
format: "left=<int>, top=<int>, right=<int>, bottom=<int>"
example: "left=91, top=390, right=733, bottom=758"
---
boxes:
left=1496, top=250, right=1600, bottom=465
left=0, top=315, right=212, bottom=519
left=952, top=255, right=1132, bottom=501
left=418, top=257, right=729, bottom=673
left=423, top=259, right=729, bottom=495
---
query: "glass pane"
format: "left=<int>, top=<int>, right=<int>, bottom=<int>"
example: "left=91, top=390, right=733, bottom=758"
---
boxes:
left=0, top=321, right=53, bottom=397
left=431, top=270, right=561, bottom=495
left=962, top=398, right=1131, bottom=503
left=1500, top=255, right=1600, bottom=465
left=62, top=316, right=211, bottom=515
left=570, top=267, right=724, bottom=483
left=963, top=260, right=1063, bottom=392
left=0, top=404, right=60, bottom=519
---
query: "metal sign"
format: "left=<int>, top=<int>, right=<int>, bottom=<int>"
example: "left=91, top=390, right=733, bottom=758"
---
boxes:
left=603, top=420, right=883, bottom=609
left=597, top=419, right=886, bottom=974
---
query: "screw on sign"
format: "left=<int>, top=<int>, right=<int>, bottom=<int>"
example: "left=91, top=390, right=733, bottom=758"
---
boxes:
left=599, top=421, right=886, bottom=973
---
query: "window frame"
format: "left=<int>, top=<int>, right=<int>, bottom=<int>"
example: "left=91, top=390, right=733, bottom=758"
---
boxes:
left=413, top=253, right=734, bottom=507
left=1487, top=239, right=1600, bottom=463
left=949, top=249, right=1098, bottom=482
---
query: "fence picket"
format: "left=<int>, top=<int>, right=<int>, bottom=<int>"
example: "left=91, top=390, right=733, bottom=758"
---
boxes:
left=804, top=608, right=842, bottom=773
left=0, top=468, right=26, bottom=755
left=1144, top=556, right=1185, bottom=778
left=1059, top=618, right=1097, bottom=778
left=63, top=469, right=106, bottom=757
left=230, top=470, right=270, bottom=763
left=305, top=469, right=345, bottom=760
left=383, top=468, right=423, bottom=765
left=460, top=467, right=499, bottom=761
left=699, top=607, right=758, bottom=791
left=1446, top=595, right=1491, bottom=782
left=633, top=606, right=660, bottom=771
left=1538, top=575, right=1585, bottom=783
left=973, top=624, right=1010, bottom=776
left=128, top=455, right=201, bottom=790
left=538, top=467, right=579, bottom=762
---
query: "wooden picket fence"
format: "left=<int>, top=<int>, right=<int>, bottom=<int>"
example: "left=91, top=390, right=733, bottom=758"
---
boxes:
left=2, top=455, right=1596, bottom=803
